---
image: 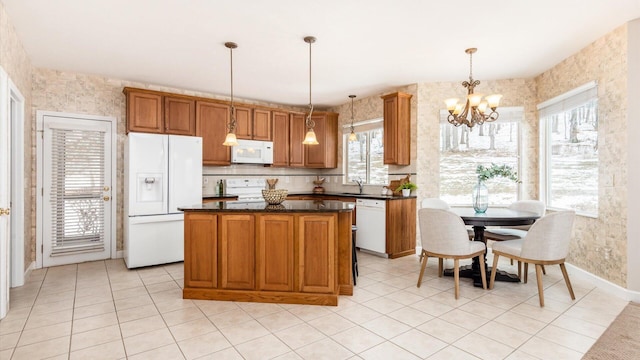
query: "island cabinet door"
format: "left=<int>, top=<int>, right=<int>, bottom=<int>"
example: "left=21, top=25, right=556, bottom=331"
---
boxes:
left=184, top=213, right=218, bottom=289
left=298, top=214, right=337, bottom=293
left=220, top=214, right=256, bottom=290
left=256, top=214, right=294, bottom=291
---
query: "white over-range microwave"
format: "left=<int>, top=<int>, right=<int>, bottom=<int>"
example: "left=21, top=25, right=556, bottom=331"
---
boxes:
left=231, top=139, right=274, bottom=165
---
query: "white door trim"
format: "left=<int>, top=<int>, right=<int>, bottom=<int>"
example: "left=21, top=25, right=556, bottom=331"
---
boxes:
left=36, top=111, right=117, bottom=269
left=9, top=77, right=25, bottom=288
left=0, top=66, right=10, bottom=318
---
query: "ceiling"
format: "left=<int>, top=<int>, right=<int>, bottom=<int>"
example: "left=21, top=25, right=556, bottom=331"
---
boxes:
left=3, top=0, right=640, bottom=107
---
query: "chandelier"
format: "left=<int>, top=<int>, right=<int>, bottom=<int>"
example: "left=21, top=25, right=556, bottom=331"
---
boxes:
left=444, top=48, right=502, bottom=129
left=222, top=41, right=239, bottom=146
left=302, top=36, right=319, bottom=145
left=348, top=95, right=357, bottom=142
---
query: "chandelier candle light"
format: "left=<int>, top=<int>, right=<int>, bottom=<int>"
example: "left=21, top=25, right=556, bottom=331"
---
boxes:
left=223, top=41, right=240, bottom=146
left=348, top=95, right=357, bottom=142
left=302, top=36, right=319, bottom=145
left=445, top=48, right=502, bottom=130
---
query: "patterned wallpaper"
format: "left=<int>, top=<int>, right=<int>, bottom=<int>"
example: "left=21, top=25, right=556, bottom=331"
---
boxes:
left=0, top=2, right=33, bottom=270
left=536, top=25, right=629, bottom=287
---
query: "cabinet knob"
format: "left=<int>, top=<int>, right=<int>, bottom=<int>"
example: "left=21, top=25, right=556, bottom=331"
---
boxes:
left=0, top=208, right=10, bottom=216
left=103, top=196, right=111, bottom=202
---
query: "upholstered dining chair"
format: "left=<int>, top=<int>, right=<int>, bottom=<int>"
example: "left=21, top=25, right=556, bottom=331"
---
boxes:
left=484, top=200, right=546, bottom=277
left=420, top=198, right=451, bottom=210
left=417, top=208, right=487, bottom=299
left=489, top=210, right=576, bottom=307
left=419, top=198, right=474, bottom=268
left=484, top=200, right=546, bottom=241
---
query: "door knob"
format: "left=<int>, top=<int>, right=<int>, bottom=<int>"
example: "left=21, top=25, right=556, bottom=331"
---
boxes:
left=0, top=208, right=10, bottom=216
left=103, top=196, right=110, bottom=201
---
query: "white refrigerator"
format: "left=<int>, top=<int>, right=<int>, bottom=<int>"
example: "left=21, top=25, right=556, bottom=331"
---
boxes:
left=124, top=133, right=202, bottom=268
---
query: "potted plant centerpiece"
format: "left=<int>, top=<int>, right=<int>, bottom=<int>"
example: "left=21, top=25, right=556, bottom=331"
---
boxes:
left=396, top=181, right=418, bottom=197
left=473, top=163, right=519, bottom=213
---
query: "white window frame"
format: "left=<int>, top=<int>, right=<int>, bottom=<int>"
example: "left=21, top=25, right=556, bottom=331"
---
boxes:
left=343, top=118, right=388, bottom=185
left=538, top=81, right=598, bottom=217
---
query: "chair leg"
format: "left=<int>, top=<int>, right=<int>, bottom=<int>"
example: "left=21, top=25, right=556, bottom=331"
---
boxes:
left=517, top=261, right=522, bottom=280
left=454, top=259, right=460, bottom=299
left=478, top=254, right=487, bottom=290
left=419, top=249, right=425, bottom=263
left=535, top=264, right=545, bottom=307
left=438, top=258, right=443, bottom=277
left=510, top=259, right=514, bottom=266
left=489, top=254, right=499, bottom=289
left=417, top=254, right=428, bottom=287
left=524, top=263, right=529, bottom=283
left=541, top=265, right=546, bottom=275
left=559, top=263, right=576, bottom=300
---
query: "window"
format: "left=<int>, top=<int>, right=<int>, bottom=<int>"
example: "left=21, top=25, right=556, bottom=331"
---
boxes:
left=344, top=119, right=388, bottom=185
left=539, top=82, right=598, bottom=216
left=439, top=107, right=523, bottom=206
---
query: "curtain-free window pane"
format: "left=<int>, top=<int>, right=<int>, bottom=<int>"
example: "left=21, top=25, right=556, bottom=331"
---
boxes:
left=345, top=122, right=388, bottom=185
left=439, top=107, right=522, bottom=206
left=543, top=99, right=598, bottom=214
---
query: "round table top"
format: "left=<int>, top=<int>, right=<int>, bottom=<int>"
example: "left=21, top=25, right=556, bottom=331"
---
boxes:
left=450, top=207, right=540, bottom=227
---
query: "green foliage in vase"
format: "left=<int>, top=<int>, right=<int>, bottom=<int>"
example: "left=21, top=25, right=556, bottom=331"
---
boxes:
left=476, top=163, right=520, bottom=183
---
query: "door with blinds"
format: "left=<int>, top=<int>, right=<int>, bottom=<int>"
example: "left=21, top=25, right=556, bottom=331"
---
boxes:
left=42, top=115, right=113, bottom=267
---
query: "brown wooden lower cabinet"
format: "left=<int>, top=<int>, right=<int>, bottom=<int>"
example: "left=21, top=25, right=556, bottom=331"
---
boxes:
left=184, top=213, right=218, bottom=289
left=183, top=211, right=352, bottom=306
left=386, top=198, right=417, bottom=258
left=220, top=214, right=255, bottom=290
left=257, top=214, right=294, bottom=292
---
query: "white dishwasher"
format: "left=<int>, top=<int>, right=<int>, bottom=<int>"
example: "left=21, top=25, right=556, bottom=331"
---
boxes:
left=355, top=199, right=387, bottom=257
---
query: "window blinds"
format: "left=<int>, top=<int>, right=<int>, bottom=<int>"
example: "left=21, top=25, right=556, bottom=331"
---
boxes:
left=537, top=81, right=598, bottom=118
left=49, top=128, right=105, bottom=255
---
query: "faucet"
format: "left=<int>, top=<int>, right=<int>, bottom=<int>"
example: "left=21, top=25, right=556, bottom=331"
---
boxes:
left=352, top=177, right=364, bottom=194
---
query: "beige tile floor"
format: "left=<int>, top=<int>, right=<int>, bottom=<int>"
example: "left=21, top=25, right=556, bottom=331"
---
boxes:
left=0, top=250, right=629, bottom=360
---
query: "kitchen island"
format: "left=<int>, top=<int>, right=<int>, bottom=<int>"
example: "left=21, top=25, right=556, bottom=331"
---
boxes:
left=178, top=200, right=354, bottom=306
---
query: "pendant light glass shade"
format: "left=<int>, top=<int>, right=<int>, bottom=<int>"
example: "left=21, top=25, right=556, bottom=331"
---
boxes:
left=223, top=41, right=239, bottom=146
left=222, top=132, right=238, bottom=146
left=303, top=128, right=319, bottom=145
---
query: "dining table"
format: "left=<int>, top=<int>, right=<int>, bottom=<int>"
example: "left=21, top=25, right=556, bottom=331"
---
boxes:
left=446, top=207, right=541, bottom=287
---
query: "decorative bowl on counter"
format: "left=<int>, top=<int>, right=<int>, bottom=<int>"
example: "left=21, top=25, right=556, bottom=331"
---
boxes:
left=262, top=189, right=288, bottom=204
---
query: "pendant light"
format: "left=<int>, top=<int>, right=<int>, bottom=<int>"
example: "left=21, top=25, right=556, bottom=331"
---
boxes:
left=348, top=95, right=357, bottom=142
left=222, top=41, right=240, bottom=146
left=302, top=36, right=319, bottom=145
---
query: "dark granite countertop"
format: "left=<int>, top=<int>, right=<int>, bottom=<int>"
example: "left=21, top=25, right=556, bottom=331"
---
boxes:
left=202, top=194, right=239, bottom=200
left=287, top=192, right=416, bottom=200
left=180, top=199, right=354, bottom=213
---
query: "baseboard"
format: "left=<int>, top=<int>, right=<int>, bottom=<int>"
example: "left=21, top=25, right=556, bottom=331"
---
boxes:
left=24, top=261, right=35, bottom=282
left=115, top=250, right=124, bottom=259
left=565, top=263, right=640, bottom=302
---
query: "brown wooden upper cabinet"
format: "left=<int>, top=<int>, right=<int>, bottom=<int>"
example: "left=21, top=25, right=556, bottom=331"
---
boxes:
left=305, top=112, right=339, bottom=169
left=196, top=101, right=231, bottom=166
left=164, top=96, right=196, bottom=135
left=271, top=111, right=290, bottom=167
left=288, top=113, right=306, bottom=168
left=124, top=88, right=163, bottom=133
left=235, top=107, right=273, bottom=141
left=124, top=88, right=196, bottom=135
left=381, top=92, right=412, bottom=165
